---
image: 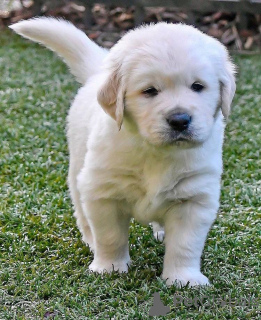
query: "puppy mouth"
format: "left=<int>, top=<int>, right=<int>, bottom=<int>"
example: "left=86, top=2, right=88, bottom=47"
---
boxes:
left=161, top=129, right=201, bottom=145
left=169, top=130, right=193, bottom=142
left=175, top=136, right=189, bottom=142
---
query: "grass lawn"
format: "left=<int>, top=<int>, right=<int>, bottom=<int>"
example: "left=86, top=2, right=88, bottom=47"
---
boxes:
left=0, top=29, right=260, bottom=320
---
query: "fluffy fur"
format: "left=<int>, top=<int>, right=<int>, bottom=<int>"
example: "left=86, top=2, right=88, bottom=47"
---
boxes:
left=11, top=18, right=236, bottom=287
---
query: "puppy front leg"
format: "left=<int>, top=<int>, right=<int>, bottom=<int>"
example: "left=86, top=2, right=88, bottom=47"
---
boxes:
left=85, top=200, right=131, bottom=274
left=162, top=200, right=217, bottom=287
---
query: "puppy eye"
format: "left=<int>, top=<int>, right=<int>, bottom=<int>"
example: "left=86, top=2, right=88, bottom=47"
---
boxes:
left=191, top=82, right=205, bottom=92
left=142, top=87, right=158, bottom=97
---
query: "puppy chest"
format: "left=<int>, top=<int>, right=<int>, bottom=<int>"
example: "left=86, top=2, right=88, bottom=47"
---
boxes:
left=80, top=147, right=216, bottom=221
left=81, top=162, right=173, bottom=219
left=84, top=166, right=148, bottom=202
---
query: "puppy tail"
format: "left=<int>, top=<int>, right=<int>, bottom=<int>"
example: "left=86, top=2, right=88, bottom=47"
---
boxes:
left=10, top=17, right=107, bottom=84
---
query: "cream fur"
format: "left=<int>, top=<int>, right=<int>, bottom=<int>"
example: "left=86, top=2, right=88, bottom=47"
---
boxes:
left=11, top=18, right=236, bottom=287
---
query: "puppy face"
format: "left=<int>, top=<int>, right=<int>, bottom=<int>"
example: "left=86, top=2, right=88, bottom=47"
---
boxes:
left=98, top=23, right=236, bottom=146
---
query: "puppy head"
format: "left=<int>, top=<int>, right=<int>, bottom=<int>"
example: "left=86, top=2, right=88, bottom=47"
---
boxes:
left=97, top=23, right=236, bottom=144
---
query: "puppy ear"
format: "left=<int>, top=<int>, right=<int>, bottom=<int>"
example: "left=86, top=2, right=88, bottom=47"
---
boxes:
left=219, top=59, right=236, bottom=119
left=97, top=69, right=125, bottom=130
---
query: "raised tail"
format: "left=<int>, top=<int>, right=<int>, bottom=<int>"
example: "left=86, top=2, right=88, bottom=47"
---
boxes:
left=10, top=17, right=107, bottom=84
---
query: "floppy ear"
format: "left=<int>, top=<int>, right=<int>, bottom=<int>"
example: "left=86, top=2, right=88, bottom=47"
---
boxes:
left=219, top=60, right=236, bottom=119
left=97, top=68, right=125, bottom=130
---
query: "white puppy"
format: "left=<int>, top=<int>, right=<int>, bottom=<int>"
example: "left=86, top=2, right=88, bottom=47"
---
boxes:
left=11, top=18, right=236, bottom=287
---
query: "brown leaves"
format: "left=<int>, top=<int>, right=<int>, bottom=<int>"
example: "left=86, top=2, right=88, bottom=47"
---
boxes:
left=1, top=1, right=261, bottom=51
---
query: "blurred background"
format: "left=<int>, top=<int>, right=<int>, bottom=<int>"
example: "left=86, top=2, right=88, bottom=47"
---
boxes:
left=0, top=0, right=261, bottom=51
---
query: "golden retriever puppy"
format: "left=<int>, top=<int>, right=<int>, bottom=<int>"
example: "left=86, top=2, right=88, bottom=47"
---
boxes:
left=11, top=18, right=236, bottom=286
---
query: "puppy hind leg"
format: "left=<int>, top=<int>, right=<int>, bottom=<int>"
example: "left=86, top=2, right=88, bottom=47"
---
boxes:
left=73, top=209, right=94, bottom=251
left=68, top=162, right=94, bottom=251
left=84, top=200, right=131, bottom=274
left=151, top=222, right=165, bottom=242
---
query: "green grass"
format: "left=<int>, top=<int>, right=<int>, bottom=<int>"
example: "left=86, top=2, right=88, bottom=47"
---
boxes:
left=0, top=30, right=260, bottom=319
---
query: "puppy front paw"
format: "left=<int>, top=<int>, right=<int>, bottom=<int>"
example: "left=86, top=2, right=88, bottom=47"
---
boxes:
left=89, top=258, right=130, bottom=274
left=162, top=269, right=210, bottom=287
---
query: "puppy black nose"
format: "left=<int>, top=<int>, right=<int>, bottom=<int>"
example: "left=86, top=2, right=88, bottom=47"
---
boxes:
left=166, top=113, right=191, bottom=132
